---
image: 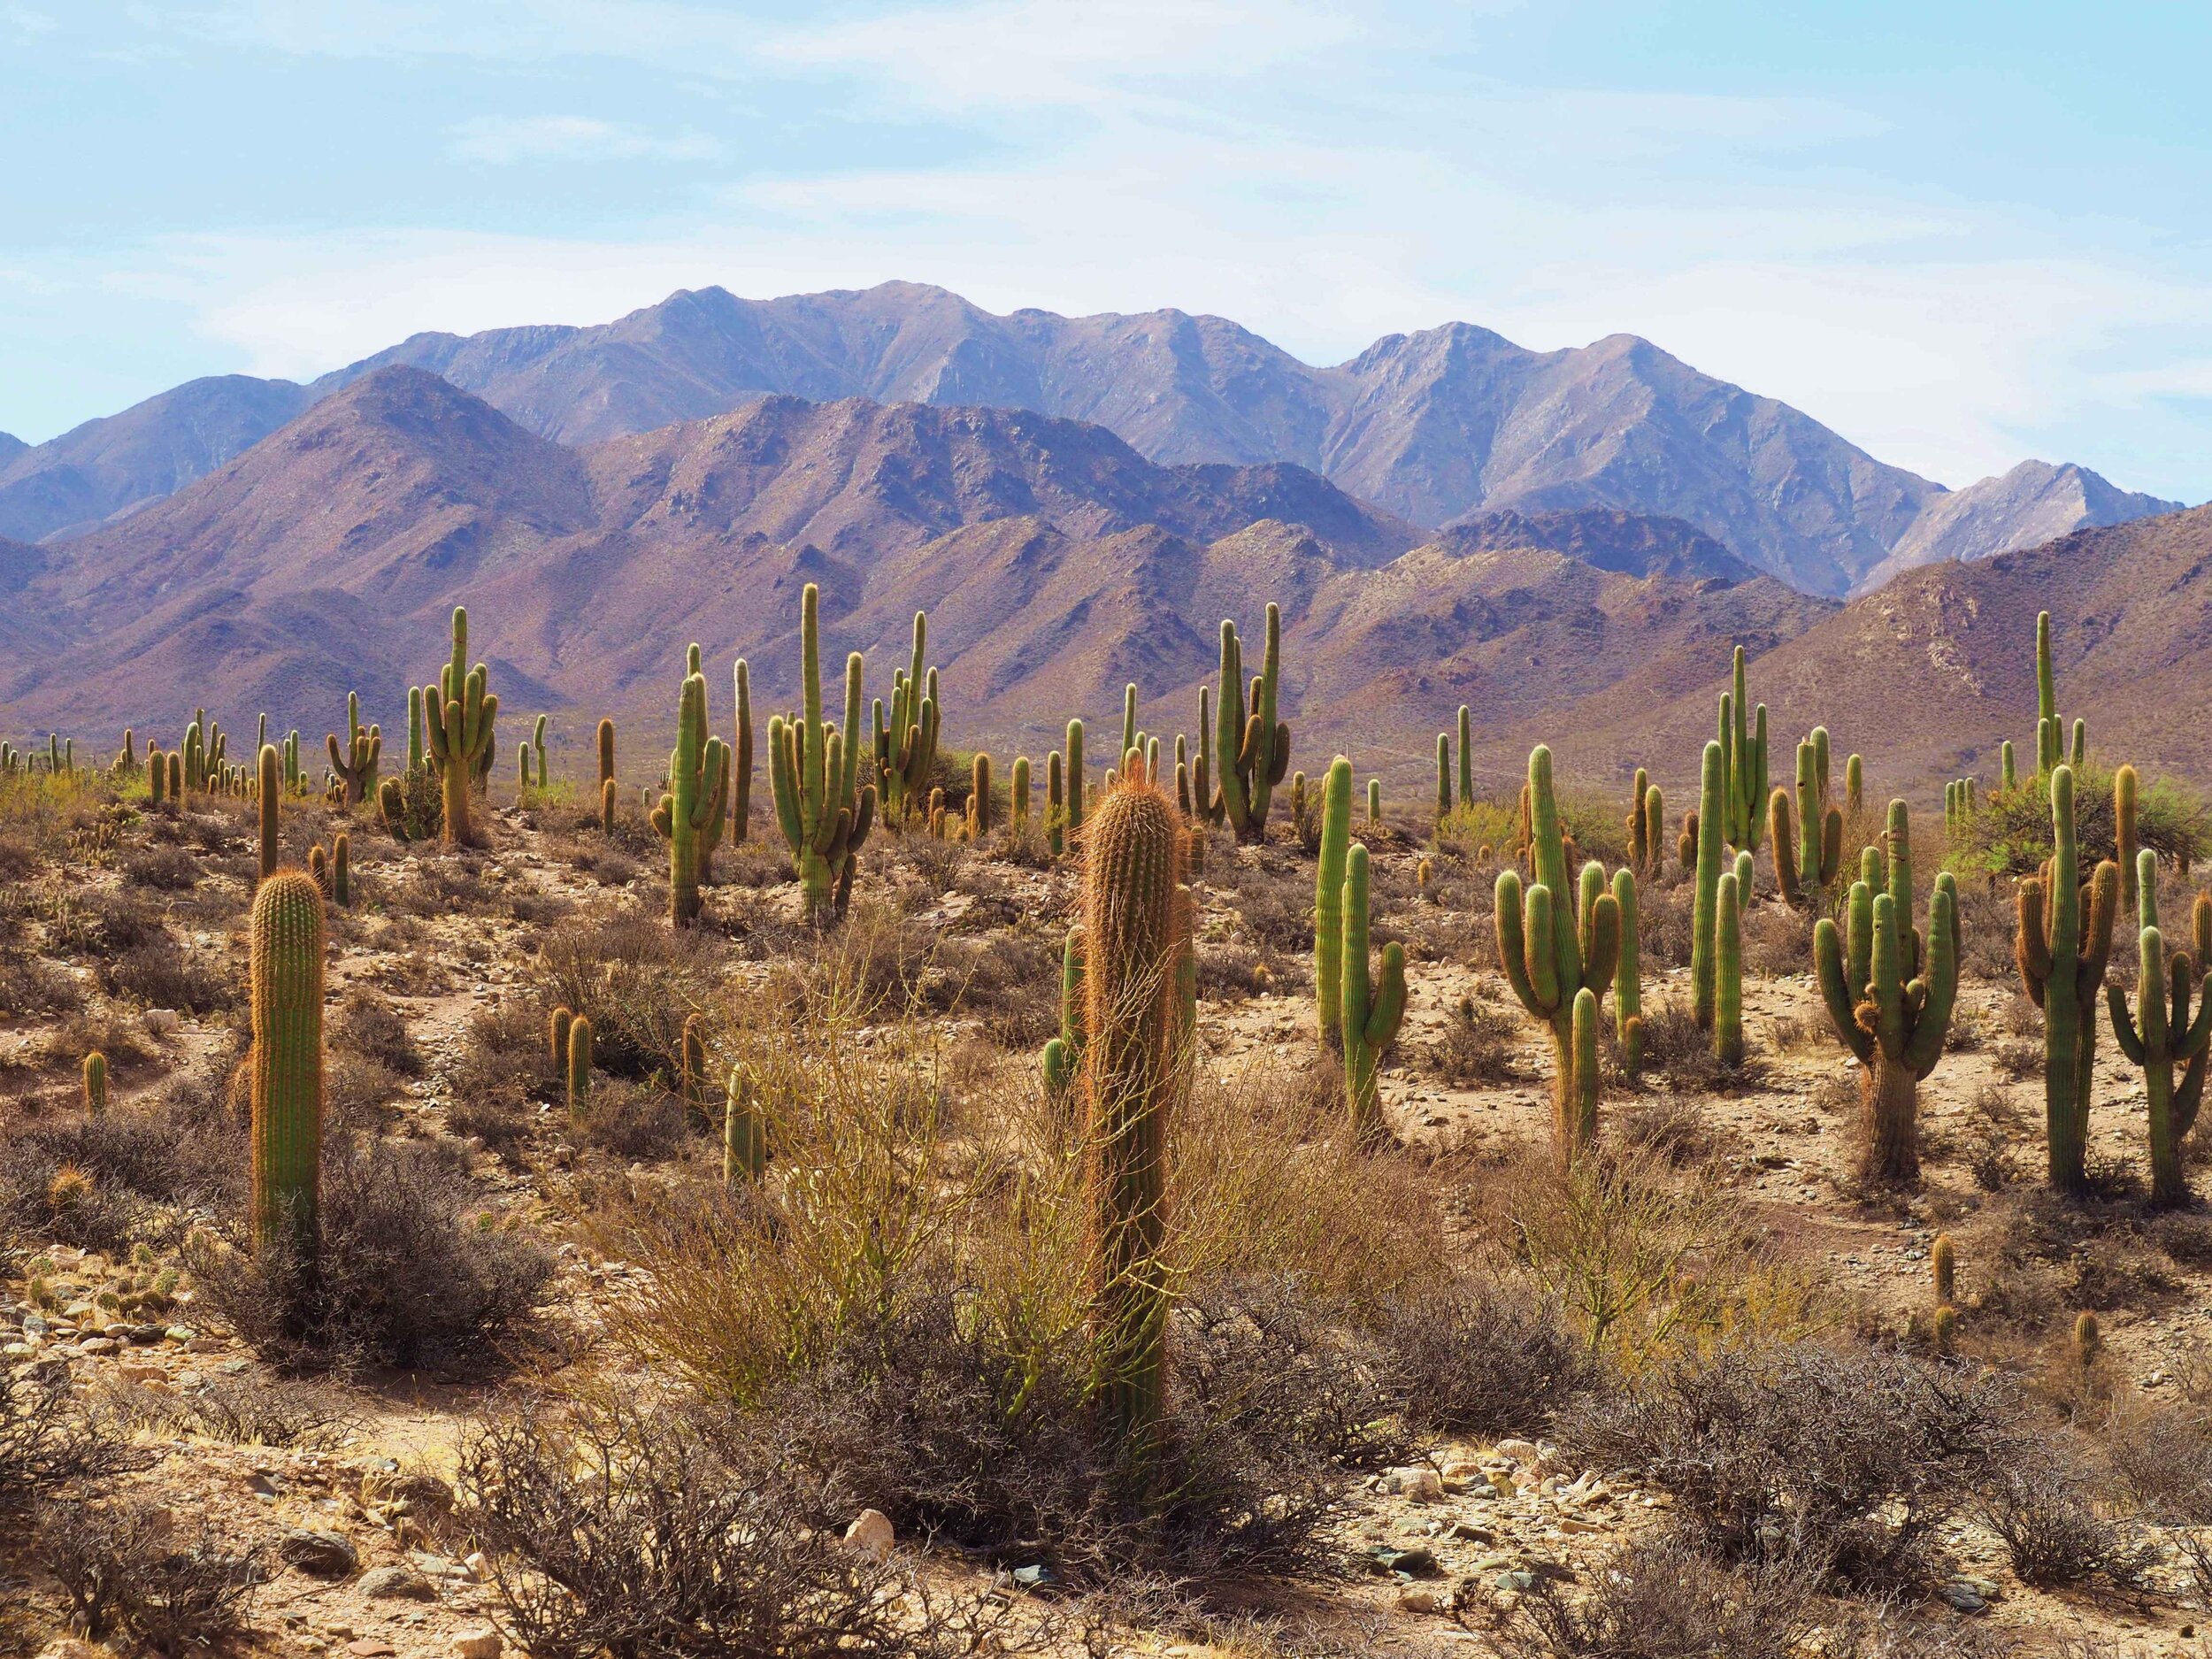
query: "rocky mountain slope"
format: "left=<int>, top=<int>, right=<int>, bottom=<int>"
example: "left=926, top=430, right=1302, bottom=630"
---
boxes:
left=1856, top=459, right=2183, bottom=591
left=6, top=283, right=2184, bottom=594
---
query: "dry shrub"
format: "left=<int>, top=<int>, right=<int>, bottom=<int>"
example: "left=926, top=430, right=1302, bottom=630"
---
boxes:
left=1612, top=1093, right=1736, bottom=1170
left=330, top=987, right=424, bottom=1076
left=1558, top=1340, right=2028, bottom=1587
left=1637, top=876, right=1696, bottom=969
left=1378, top=1274, right=1594, bottom=1438
left=1493, top=1532, right=1816, bottom=1659
left=0, top=1370, right=142, bottom=1509
left=189, top=1133, right=553, bottom=1371
left=1632, top=998, right=1766, bottom=1092
left=1508, top=1146, right=1826, bottom=1370
left=98, top=1371, right=359, bottom=1450
left=34, top=886, right=165, bottom=957
left=1427, top=991, right=1523, bottom=1087
left=1976, top=1452, right=2156, bottom=1590
left=100, top=940, right=234, bottom=1014
left=0, top=949, right=82, bottom=1018
left=578, top=1079, right=689, bottom=1161
left=536, top=912, right=719, bottom=1079
left=120, top=843, right=202, bottom=891
left=0, top=1092, right=241, bottom=1252
left=35, top=1497, right=263, bottom=1651
left=1742, top=901, right=1810, bottom=978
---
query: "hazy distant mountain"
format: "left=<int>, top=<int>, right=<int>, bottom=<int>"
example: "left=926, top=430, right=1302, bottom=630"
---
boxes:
left=1429, top=507, right=1759, bottom=584
left=0, top=433, right=25, bottom=465
left=0, top=375, right=312, bottom=543
left=1856, top=460, right=2184, bottom=592
left=4, top=366, right=1835, bottom=780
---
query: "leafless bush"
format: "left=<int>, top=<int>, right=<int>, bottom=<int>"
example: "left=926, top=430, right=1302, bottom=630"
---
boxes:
left=1977, top=1454, right=2157, bottom=1590
left=1612, top=1093, right=1736, bottom=1170
left=101, top=939, right=235, bottom=1014
left=98, top=1371, right=360, bottom=1450
left=1743, top=902, right=1811, bottom=978
left=35, top=1497, right=264, bottom=1651
left=0, top=949, right=83, bottom=1017
left=1427, top=992, right=1523, bottom=1087
left=1557, top=1341, right=2028, bottom=1586
left=0, top=1370, right=142, bottom=1507
left=1377, top=1275, right=1594, bottom=1438
left=330, top=987, right=424, bottom=1076
left=578, top=1079, right=689, bottom=1161
left=1632, top=999, right=1766, bottom=1092
left=120, top=843, right=203, bottom=891
left=0, top=1096, right=241, bottom=1252
left=1492, top=1532, right=1816, bottom=1659
left=536, top=913, right=718, bottom=1079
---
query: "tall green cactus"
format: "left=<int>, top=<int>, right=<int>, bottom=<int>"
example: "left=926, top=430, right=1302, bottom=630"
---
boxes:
left=1496, top=746, right=1622, bottom=1165
left=768, top=584, right=877, bottom=924
left=1047, top=749, right=1066, bottom=856
left=732, top=659, right=753, bottom=844
left=1771, top=737, right=1842, bottom=908
left=1064, top=719, right=1086, bottom=841
left=257, top=744, right=280, bottom=884
left=566, top=1015, right=593, bottom=1118
left=1814, top=802, right=1960, bottom=1184
left=326, top=691, right=380, bottom=805
left=653, top=666, right=729, bottom=926
left=250, top=869, right=325, bottom=1262
left=1434, top=733, right=1451, bottom=826
left=1691, top=740, right=1725, bottom=1029
left=1613, top=867, right=1643, bottom=1076
left=1715, top=866, right=1744, bottom=1065
left=874, top=611, right=939, bottom=827
left=82, top=1051, right=107, bottom=1117
left=406, top=687, right=425, bottom=773
left=2116, top=764, right=2139, bottom=914
left=1456, top=705, right=1473, bottom=808
left=2016, top=765, right=2121, bottom=1195
left=1011, top=754, right=1032, bottom=831
left=1717, top=646, right=1769, bottom=851
left=1041, top=927, right=1084, bottom=1101
left=1341, top=841, right=1408, bottom=1147
left=1077, top=779, right=1187, bottom=1476
left=1314, top=757, right=1353, bottom=1046
left=422, top=606, right=498, bottom=848
left=969, top=752, right=993, bottom=837
left=2108, top=851, right=2212, bottom=1206
left=1210, top=607, right=1290, bottom=843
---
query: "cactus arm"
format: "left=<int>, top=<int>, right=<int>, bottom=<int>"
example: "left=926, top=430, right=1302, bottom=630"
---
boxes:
left=2108, top=981, right=2147, bottom=1067
left=1815, top=918, right=1875, bottom=1063
left=1902, top=883, right=1959, bottom=1078
left=1525, top=883, right=1560, bottom=1012
left=1365, top=941, right=1407, bottom=1049
left=1691, top=740, right=1724, bottom=1028
left=1494, top=870, right=1541, bottom=1018
left=1612, top=868, right=1642, bottom=1073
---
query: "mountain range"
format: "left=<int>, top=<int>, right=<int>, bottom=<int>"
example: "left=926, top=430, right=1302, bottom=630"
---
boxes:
left=0, top=281, right=2186, bottom=595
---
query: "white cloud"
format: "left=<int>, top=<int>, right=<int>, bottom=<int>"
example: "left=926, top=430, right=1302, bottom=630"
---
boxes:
left=5, top=5, right=56, bottom=34
left=166, top=0, right=780, bottom=72
left=448, top=115, right=719, bottom=165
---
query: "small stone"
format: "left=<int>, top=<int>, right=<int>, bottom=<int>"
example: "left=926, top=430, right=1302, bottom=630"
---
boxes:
left=1390, top=1465, right=1444, bottom=1503
left=77, top=1338, right=118, bottom=1356
left=463, top=1551, right=490, bottom=1583
left=1494, top=1438, right=1540, bottom=1465
left=279, top=1528, right=359, bottom=1578
left=357, top=1565, right=437, bottom=1601
left=1397, top=1586, right=1441, bottom=1614
left=144, top=1008, right=182, bottom=1036
left=344, top=1644, right=395, bottom=1658
left=453, top=1631, right=502, bottom=1659
left=842, top=1509, right=895, bottom=1556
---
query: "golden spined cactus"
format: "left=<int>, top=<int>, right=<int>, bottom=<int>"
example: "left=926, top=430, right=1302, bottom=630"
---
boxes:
left=257, top=744, right=280, bottom=885
left=724, top=1065, right=766, bottom=1185
left=422, top=606, right=499, bottom=848
left=597, top=717, right=616, bottom=789
left=548, top=1006, right=574, bottom=1068
left=566, top=1015, right=593, bottom=1118
left=250, top=870, right=325, bottom=1262
left=81, top=1051, right=107, bottom=1117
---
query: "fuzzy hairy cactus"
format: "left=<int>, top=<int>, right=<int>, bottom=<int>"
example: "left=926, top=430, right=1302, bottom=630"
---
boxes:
left=652, top=666, right=729, bottom=926
left=250, top=870, right=325, bottom=1261
left=422, top=607, right=498, bottom=848
left=1210, top=607, right=1289, bottom=844
left=768, top=584, right=877, bottom=924
left=2108, top=849, right=2212, bottom=1205
left=2016, top=765, right=2121, bottom=1195
left=1077, top=778, right=1188, bottom=1475
left=1496, top=746, right=1621, bottom=1165
left=1814, top=801, right=1960, bottom=1184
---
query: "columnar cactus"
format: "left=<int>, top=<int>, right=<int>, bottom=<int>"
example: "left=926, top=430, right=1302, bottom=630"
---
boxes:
left=1627, top=768, right=1653, bottom=874
left=596, top=718, right=615, bottom=789
left=1011, top=755, right=1032, bottom=830
left=768, top=584, right=877, bottom=924
left=653, top=667, right=729, bottom=926
left=1613, top=867, right=1643, bottom=1076
left=732, top=660, right=753, bottom=844
left=331, top=833, right=349, bottom=907
left=2116, top=764, right=2139, bottom=913
left=1771, top=738, right=1842, bottom=908
left=1078, top=778, right=1187, bottom=1471
left=874, top=612, right=940, bottom=827
left=422, top=607, right=498, bottom=848
left=1064, top=719, right=1086, bottom=841
left=119, top=729, right=134, bottom=771
left=1342, top=841, right=1408, bottom=1147
left=1210, top=606, right=1290, bottom=844
left=549, top=1006, right=574, bottom=1068
left=1691, top=741, right=1725, bottom=1029
left=82, top=1051, right=106, bottom=1117
left=1451, top=705, right=1472, bottom=810
left=148, top=747, right=167, bottom=808
left=1120, top=684, right=1140, bottom=767
left=530, top=713, right=548, bottom=790
left=2016, top=765, right=2121, bottom=1195
left=1715, top=865, right=1744, bottom=1065
left=566, top=1015, right=593, bottom=1117
left=1434, top=734, right=1451, bottom=826
left=1368, top=778, right=1382, bottom=825
left=407, top=687, right=426, bottom=773
left=2035, top=611, right=2068, bottom=775
left=1717, top=646, right=1769, bottom=851
left=1314, top=757, right=1353, bottom=1046
left=969, top=753, right=993, bottom=837
left=1041, top=927, right=1084, bottom=1102
left=326, top=691, right=380, bottom=805
left=250, top=870, right=325, bottom=1261
left=724, top=1065, right=765, bottom=1184
left=257, top=744, right=280, bottom=884
left=1814, top=802, right=1960, bottom=1183
left=1496, top=746, right=1623, bottom=1165
left=2001, top=741, right=2017, bottom=792
left=1932, top=1233, right=1956, bottom=1307
left=166, top=752, right=181, bottom=799
left=2108, top=849, right=2212, bottom=1206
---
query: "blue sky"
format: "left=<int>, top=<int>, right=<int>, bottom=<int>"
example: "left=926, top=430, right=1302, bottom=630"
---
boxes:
left=4, top=1, right=2209, bottom=498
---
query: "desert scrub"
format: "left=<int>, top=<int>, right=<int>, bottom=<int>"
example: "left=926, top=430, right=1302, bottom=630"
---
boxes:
left=1953, top=762, right=2206, bottom=880
left=534, top=912, right=723, bottom=1079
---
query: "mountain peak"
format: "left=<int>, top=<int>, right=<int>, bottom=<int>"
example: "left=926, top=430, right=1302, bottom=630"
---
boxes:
left=1857, top=457, right=2187, bottom=591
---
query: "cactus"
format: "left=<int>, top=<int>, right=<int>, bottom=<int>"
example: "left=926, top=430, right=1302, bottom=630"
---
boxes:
left=874, top=612, right=940, bottom=827
left=548, top=1006, right=574, bottom=1068
left=1933, top=1304, right=1957, bottom=1355
left=257, top=744, right=280, bottom=884
left=1691, top=741, right=1725, bottom=1029
left=2116, top=764, right=2139, bottom=913
left=652, top=667, right=729, bottom=926
left=2016, top=765, right=2121, bottom=1195
left=2074, top=1310, right=2101, bottom=1371
left=1627, top=768, right=1652, bottom=874
left=1715, top=866, right=1744, bottom=1066
left=1717, top=646, right=1769, bottom=851
left=82, top=1051, right=107, bottom=1117
left=249, top=870, right=325, bottom=1261
left=331, top=833, right=349, bottom=907
left=1314, top=757, right=1354, bottom=1046
left=2001, top=741, right=2016, bottom=792
left=724, top=1065, right=766, bottom=1184
left=422, top=607, right=499, bottom=848
left=518, top=743, right=534, bottom=792
left=969, top=753, right=993, bottom=837
left=1496, top=747, right=1622, bottom=1165
left=2036, top=611, right=2064, bottom=775
left=1048, top=750, right=1066, bottom=856
left=1065, top=720, right=1086, bottom=842
left=326, top=691, right=380, bottom=805
left=1076, top=778, right=1187, bottom=1472
left=566, top=1014, right=593, bottom=1117
left=1011, top=755, right=1032, bottom=831
left=407, top=687, right=426, bottom=773
left=1041, top=927, right=1084, bottom=1102
left=1434, top=733, right=1451, bottom=826
left=679, top=1013, right=708, bottom=1125
left=768, top=584, right=877, bottom=924
left=1455, top=705, right=1474, bottom=809
left=1678, top=809, right=1697, bottom=872
left=597, top=717, right=615, bottom=789
left=1814, top=802, right=1960, bottom=1183
left=308, top=843, right=328, bottom=894
left=1613, top=867, right=1643, bottom=1077
left=732, top=660, right=753, bottom=844
left=166, top=752, right=181, bottom=799
left=1932, top=1233, right=1956, bottom=1307
left=1209, top=607, right=1290, bottom=843
left=119, top=729, right=134, bottom=771
left=601, top=779, right=616, bottom=835
left=2108, top=849, right=2212, bottom=1205
left=1341, top=841, right=1408, bottom=1147
left=1771, top=738, right=1843, bottom=908
left=148, top=747, right=167, bottom=808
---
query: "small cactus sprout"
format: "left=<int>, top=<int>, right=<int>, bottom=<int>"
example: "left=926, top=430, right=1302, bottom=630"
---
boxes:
left=549, top=1006, right=574, bottom=1068
left=81, top=1051, right=107, bottom=1116
left=724, top=1065, right=766, bottom=1184
left=2108, top=849, right=2212, bottom=1205
left=566, top=1014, right=593, bottom=1117
left=1341, top=842, right=1408, bottom=1147
left=257, top=743, right=280, bottom=884
left=2016, top=766, right=2122, bottom=1195
left=2074, top=1310, right=2101, bottom=1371
left=250, top=870, right=325, bottom=1262
left=1495, top=746, right=1621, bottom=1165
left=1932, top=1232, right=1956, bottom=1307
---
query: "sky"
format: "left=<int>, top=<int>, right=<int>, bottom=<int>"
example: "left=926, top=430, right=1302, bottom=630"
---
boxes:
left=4, top=1, right=2210, bottom=499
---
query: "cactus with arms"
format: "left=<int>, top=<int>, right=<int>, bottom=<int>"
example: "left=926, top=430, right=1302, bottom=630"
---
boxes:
left=325, top=691, right=380, bottom=805
left=1341, top=841, right=1407, bottom=1147
left=1496, top=746, right=1622, bottom=1166
left=1771, top=737, right=1843, bottom=908
left=768, top=584, right=877, bottom=924
left=2108, top=850, right=2212, bottom=1205
left=874, top=612, right=939, bottom=827
left=422, top=607, right=498, bottom=848
left=1210, top=607, right=1290, bottom=843
left=1717, top=646, right=1769, bottom=851
left=1314, top=757, right=1354, bottom=1046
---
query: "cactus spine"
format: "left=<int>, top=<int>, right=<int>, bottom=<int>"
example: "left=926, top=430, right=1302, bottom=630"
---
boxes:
left=1210, top=607, right=1289, bottom=843
left=1495, top=747, right=1622, bottom=1165
left=81, top=1051, right=106, bottom=1117
left=1814, top=802, right=1959, bottom=1184
left=1341, top=841, right=1408, bottom=1147
left=1078, top=779, right=1187, bottom=1473
left=326, top=691, right=380, bottom=805
left=423, top=607, right=498, bottom=848
left=768, top=584, right=877, bottom=924
left=2016, top=765, right=2121, bottom=1195
left=1314, top=757, right=1354, bottom=1046
left=2108, top=849, right=2212, bottom=1205
left=653, top=664, right=729, bottom=926
left=250, top=870, right=325, bottom=1262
